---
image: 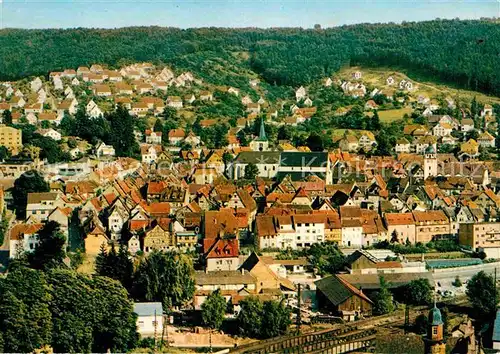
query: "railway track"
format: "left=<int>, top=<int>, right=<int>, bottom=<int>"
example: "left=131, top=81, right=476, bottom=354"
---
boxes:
left=230, top=306, right=431, bottom=354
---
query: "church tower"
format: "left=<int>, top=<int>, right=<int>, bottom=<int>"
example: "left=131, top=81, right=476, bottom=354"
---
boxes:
left=424, top=304, right=446, bottom=354
left=250, top=118, right=269, bottom=152
left=423, top=145, right=438, bottom=179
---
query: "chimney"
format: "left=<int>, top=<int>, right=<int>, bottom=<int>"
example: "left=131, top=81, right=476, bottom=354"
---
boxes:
left=241, top=268, right=245, bottom=275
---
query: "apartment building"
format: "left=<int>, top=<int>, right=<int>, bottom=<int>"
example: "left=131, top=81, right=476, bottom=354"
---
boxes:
left=0, top=125, right=22, bottom=154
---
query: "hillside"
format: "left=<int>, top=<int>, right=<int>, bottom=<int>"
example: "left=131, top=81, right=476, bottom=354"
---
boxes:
left=1, top=19, right=500, bottom=96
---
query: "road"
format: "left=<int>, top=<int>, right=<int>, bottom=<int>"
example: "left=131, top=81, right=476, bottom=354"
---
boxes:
left=432, top=262, right=500, bottom=282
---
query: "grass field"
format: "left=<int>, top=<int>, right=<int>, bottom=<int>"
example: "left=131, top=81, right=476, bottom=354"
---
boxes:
left=338, top=66, right=500, bottom=105
left=378, top=107, right=412, bottom=122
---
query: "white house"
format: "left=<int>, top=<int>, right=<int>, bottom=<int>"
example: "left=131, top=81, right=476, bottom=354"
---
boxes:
left=395, top=138, right=411, bottom=153
left=95, top=142, right=116, bottom=158
left=86, top=100, right=103, bottom=119
left=9, top=223, right=44, bottom=259
left=295, top=86, right=307, bottom=102
left=35, top=128, right=62, bottom=141
left=145, top=130, right=162, bottom=145
left=432, top=122, right=452, bottom=137
left=141, top=144, right=162, bottom=164
left=341, top=219, right=363, bottom=248
left=134, top=302, right=164, bottom=337
left=26, top=192, right=60, bottom=221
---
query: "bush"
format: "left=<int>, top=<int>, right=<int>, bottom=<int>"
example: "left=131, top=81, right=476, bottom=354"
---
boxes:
left=452, top=276, right=462, bottom=287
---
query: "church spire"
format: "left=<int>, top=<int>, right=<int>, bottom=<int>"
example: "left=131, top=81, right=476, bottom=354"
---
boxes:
left=258, top=118, right=267, bottom=141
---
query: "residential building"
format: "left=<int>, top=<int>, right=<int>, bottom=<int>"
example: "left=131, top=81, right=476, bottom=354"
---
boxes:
left=0, top=125, right=22, bottom=154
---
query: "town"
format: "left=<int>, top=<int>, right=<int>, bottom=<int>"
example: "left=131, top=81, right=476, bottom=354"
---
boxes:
left=0, top=61, right=499, bottom=354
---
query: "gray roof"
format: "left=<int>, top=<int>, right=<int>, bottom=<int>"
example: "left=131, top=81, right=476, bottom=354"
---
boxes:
left=134, top=302, right=163, bottom=316
left=195, top=270, right=256, bottom=286
left=280, top=152, right=328, bottom=167
left=494, top=310, right=500, bottom=342
left=234, top=151, right=280, bottom=164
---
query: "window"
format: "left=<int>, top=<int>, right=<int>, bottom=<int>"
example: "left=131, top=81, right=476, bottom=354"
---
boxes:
left=432, top=327, right=438, bottom=335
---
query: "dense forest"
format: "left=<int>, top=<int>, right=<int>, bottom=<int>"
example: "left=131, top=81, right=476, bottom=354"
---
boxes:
left=2, top=19, right=500, bottom=95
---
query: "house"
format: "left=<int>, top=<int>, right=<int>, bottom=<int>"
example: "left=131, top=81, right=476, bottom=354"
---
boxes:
left=26, top=192, right=60, bottom=221
left=167, top=96, right=183, bottom=108
left=93, top=84, right=112, bottom=97
left=9, top=223, right=44, bottom=258
left=145, top=130, right=162, bottom=145
left=141, top=144, right=162, bottom=164
left=365, top=100, right=378, bottom=110
left=24, top=102, right=43, bottom=114
left=432, top=122, right=453, bottom=137
left=227, top=87, right=240, bottom=96
left=255, top=214, right=325, bottom=250
left=460, top=139, right=480, bottom=158
left=339, top=135, right=359, bottom=152
left=134, top=303, right=164, bottom=337
left=143, top=219, right=175, bottom=253
left=352, top=71, right=362, bottom=80
left=184, top=94, right=196, bottom=104
left=295, top=86, right=307, bottom=102
left=38, top=112, right=61, bottom=126
left=168, top=129, right=185, bottom=145
left=84, top=223, right=109, bottom=255
left=115, top=82, right=134, bottom=95
left=384, top=213, right=416, bottom=244
left=0, top=125, right=22, bottom=154
left=459, top=222, right=500, bottom=258
left=246, top=103, right=261, bottom=114
left=35, top=128, right=61, bottom=141
left=386, top=76, right=395, bottom=85
left=131, top=102, right=149, bottom=117
left=95, top=142, right=115, bottom=158
left=413, top=210, right=450, bottom=244
left=478, top=131, right=495, bottom=148
left=481, top=104, right=493, bottom=117
left=315, top=274, right=373, bottom=320
left=199, top=91, right=213, bottom=101
left=395, top=137, right=411, bottom=153
left=86, top=100, right=103, bottom=118
left=203, top=237, right=239, bottom=272
left=461, top=119, right=474, bottom=132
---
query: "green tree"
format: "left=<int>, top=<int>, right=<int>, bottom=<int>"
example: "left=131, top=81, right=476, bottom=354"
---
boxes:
left=404, top=278, right=432, bottom=305
left=28, top=221, right=66, bottom=270
left=153, top=118, right=164, bottom=133
left=237, top=297, right=264, bottom=338
left=2, top=110, right=12, bottom=125
left=413, top=314, right=429, bottom=334
left=306, top=133, right=323, bottom=151
left=108, top=105, right=139, bottom=157
left=201, top=289, right=226, bottom=330
left=452, top=276, right=462, bottom=287
left=0, top=146, right=11, bottom=161
left=91, top=276, right=138, bottom=352
left=260, top=300, right=291, bottom=339
left=132, top=251, right=195, bottom=308
left=466, top=271, right=499, bottom=319
left=0, top=267, right=52, bottom=352
left=244, top=163, right=259, bottom=180
left=95, top=243, right=133, bottom=291
left=373, top=276, right=395, bottom=315
left=47, top=268, right=138, bottom=352
left=12, top=170, right=50, bottom=219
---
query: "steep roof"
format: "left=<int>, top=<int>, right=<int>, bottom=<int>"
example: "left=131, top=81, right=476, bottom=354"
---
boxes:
left=315, top=274, right=372, bottom=306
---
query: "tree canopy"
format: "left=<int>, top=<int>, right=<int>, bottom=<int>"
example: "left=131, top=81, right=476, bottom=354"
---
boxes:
left=2, top=20, right=500, bottom=96
left=12, top=170, right=50, bottom=219
left=466, top=271, right=499, bottom=319
left=132, top=251, right=195, bottom=308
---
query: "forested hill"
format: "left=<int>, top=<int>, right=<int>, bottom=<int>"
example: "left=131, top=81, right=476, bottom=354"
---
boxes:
left=2, top=19, right=500, bottom=95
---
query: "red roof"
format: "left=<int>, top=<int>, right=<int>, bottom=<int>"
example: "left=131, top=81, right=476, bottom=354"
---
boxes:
left=204, top=237, right=239, bottom=259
